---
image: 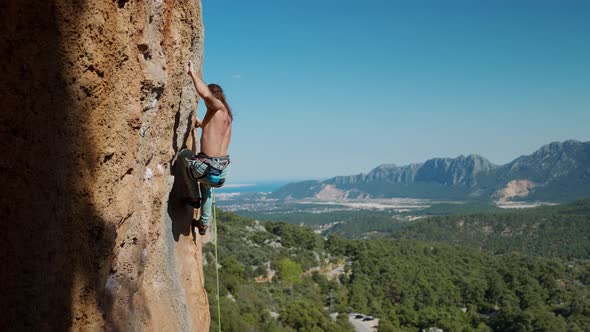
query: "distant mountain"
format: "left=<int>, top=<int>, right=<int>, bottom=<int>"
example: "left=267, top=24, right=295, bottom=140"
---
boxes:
left=271, top=140, right=590, bottom=202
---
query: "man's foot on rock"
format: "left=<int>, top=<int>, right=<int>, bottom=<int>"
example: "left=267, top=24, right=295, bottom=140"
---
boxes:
left=192, top=218, right=208, bottom=236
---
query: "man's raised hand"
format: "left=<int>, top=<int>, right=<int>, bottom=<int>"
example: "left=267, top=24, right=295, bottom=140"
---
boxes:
left=188, top=60, right=195, bottom=76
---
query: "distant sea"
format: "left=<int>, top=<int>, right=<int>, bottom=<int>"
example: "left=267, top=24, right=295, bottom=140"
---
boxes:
left=216, top=180, right=291, bottom=194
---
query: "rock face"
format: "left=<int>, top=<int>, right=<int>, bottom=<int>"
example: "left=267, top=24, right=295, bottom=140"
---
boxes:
left=495, top=180, right=537, bottom=202
left=1, top=1, right=209, bottom=330
left=327, top=154, right=496, bottom=187
left=273, top=154, right=498, bottom=200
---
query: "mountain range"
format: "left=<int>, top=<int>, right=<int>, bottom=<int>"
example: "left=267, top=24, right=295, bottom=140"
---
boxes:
left=271, top=140, right=590, bottom=202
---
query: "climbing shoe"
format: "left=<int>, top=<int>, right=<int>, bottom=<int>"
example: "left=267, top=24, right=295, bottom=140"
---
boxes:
left=192, top=218, right=208, bottom=236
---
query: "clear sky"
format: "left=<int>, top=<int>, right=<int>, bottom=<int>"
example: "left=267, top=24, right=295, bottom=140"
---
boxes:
left=198, top=0, right=590, bottom=182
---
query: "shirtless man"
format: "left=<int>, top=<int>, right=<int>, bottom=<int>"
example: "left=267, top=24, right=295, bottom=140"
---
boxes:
left=187, top=60, right=233, bottom=235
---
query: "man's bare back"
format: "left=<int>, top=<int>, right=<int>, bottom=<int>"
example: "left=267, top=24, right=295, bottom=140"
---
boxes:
left=187, top=61, right=233, bottom=157
left=200, top=106, right=232, bottom=157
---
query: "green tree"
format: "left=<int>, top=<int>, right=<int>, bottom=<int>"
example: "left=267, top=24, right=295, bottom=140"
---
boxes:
left=277, top=258, right=303, bottom=286
left=335, top=312, right=354, bottom=331
left=326, top=234, right=348, bottom=256
left=377, top=319, right=397, bottom=332
left=279, top=300, right=340, bottom=332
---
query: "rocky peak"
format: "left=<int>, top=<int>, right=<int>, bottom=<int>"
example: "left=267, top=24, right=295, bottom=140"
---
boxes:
left=415, top=154, right=495, bottom=186
left=530, top=140, right=587, bottom=160
left=506, top=140, right=589, bottom=181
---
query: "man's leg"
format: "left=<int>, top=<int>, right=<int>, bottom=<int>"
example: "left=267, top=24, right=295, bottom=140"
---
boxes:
left=186, top=157, right=209, bottom=208
left=195, top=182, right=212, bottom=235
left=199, top=167, right=229, bottom=225
left=188, top=157, right=208, bottom=179
left=193, top=165, right=229, bottom=235
left=199, top=182, right=213, bottom=224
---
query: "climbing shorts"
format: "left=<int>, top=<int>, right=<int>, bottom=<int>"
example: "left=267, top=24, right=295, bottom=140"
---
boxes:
left=187, top=152, right=230, bottom=188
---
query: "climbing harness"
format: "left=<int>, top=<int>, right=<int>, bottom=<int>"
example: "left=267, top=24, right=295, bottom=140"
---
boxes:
left=212, top=189, right=221, bottom=332
left=191, top=153, right=230, bottom=188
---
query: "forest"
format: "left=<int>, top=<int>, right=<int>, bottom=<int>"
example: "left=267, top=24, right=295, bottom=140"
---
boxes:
left=204, top=207, right=590, bottom=331
left=322, top=200, right=590, bottom=259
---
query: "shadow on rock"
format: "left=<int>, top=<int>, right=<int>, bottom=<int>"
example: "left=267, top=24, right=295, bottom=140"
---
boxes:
left=0, top=1, right=115, bottom=330
left=168, top=151, right=198, bottom=242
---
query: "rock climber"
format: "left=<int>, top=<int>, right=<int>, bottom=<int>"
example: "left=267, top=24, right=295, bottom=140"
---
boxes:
left=186, top=60, right=233, bottom=235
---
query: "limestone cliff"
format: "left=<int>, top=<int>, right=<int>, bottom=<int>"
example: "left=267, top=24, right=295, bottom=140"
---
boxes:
left=1, top=1, right=209, bottom=330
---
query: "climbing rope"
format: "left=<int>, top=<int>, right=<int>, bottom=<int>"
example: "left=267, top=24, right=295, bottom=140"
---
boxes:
left=212, top=189, right=221, bottom=332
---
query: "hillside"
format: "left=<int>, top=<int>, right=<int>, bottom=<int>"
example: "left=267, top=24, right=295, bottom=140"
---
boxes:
left=271, top=140, right=590, bottom=202
left=202, top=211, right=353, bottom=331
left=342, top=238, right=590, bottom=332
left=205, top=211, right=590, bottom=331
left=321, top=200, right=590, bottom=259
left=392, top=199, right=590, bottom=259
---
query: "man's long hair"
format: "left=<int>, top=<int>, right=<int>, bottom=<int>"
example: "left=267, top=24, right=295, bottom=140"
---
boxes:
left=208, top=83, right=233, bottom=120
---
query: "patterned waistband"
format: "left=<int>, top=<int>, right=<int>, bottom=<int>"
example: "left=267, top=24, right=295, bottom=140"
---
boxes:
left=196, top=152, right=231, bottom=168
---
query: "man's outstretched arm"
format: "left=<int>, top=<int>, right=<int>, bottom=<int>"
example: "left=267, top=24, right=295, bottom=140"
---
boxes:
left=188, top=61, right=225, bottom=110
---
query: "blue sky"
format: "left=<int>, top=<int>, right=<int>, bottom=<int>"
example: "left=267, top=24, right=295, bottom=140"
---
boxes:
left=198, top=0, right=590, bottom=182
